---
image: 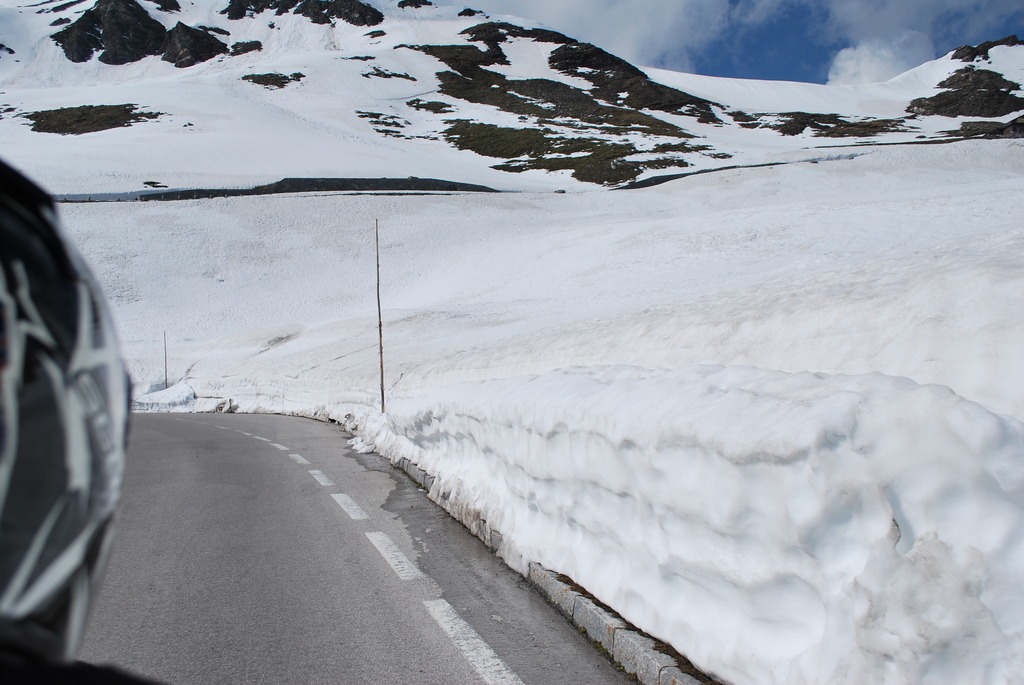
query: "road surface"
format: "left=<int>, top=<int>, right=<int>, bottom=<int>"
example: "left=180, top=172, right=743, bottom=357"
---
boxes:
left=78, top=413, right=631, bottom=684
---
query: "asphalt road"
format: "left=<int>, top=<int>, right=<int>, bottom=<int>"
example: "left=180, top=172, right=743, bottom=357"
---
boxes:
left=78, top=413, right=631, bottom=685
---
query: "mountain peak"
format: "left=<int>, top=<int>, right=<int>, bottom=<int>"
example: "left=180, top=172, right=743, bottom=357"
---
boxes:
left=951, top=34, right=1022, bottom=63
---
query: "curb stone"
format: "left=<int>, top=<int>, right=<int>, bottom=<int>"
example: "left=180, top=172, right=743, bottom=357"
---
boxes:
left=528, top=564, right=704, bottom=685
left=573, top=594, right=626, bottom=653
left=383, top=451, right=719, bottom=685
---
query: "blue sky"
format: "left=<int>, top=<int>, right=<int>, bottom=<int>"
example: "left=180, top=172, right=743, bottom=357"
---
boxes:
left=435, top=0, right=1024, bottom=84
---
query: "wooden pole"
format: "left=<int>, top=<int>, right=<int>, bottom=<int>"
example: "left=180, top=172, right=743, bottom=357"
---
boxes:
left=376, top=219, right=385, bottom=413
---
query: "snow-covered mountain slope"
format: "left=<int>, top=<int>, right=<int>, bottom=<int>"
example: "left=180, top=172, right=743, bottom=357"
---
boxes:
left=0, top=0, right=1021, bottom=191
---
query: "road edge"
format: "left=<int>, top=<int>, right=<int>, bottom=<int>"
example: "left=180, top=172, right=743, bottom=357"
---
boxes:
left=387, top=454, right=714, bottom=685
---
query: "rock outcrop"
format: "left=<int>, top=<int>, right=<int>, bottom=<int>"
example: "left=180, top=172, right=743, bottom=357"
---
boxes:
left=162, top=22, right=228, bottom=67
left=952, top=35, right=1021, bottom=62
left=220, top=0, right=383, bottom=25
left=908, top=66, right=1024, bottom=118
left=51, top=0, right=167, bottom=64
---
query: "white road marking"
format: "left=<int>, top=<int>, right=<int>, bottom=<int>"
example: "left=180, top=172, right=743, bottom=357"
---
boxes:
left=309, top=470, right=335, bottom=487
left=424, top=599, right=525, bottom=685
left=215, top=425, right=230, bottom=430
left=331, top=493, right=369, bottom=520
left=271, top=442, right=289, bottom=451
left=289, top=453, right=311, bottom=465
left=365, top=532, right=423, bottom=580
left=253, top=436, right=270, bottom=442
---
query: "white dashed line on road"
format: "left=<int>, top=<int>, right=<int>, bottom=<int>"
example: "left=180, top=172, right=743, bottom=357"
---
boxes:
left=331, top=493, right=369, bottom=520
left=289, top=453, right=311, bottom=465
left=309, top=470, right=335, bottom=487
left=424, top=599, right=525, bottom=685
left=365, top=532, right=423, bottom=581
left=271, top=443, right=289, bottom=451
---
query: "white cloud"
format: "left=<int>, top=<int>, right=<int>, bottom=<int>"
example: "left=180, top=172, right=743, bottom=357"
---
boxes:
left=827, top=30, right=936, bottom=85
left=823, top=0, right=1015, bottom=43
left=442, top=0, right=732, bottom=69
left=434, top=0, right=1023, bottom=80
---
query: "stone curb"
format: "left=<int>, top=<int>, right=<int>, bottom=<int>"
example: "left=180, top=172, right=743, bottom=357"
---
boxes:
left=388, top=453, right=706, bottom=685
left=527, top=564, right=702, bottom=685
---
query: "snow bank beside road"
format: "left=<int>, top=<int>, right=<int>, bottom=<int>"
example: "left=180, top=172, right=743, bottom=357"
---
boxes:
left=365, top=365, right=1024, bottom=684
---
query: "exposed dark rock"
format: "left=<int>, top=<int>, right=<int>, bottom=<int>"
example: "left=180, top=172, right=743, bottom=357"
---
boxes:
left=401, top=29, right=705, bottom=184
left=356, top=111, right=411, bottom=136
left=230, top=40, right=262, bottom=56
left=198, top=24, right=230, bottom=35
left=51, top=0, right=167, bottom=64
left=771, top=112, right=845, bottom=136
left=462, top=21, right=575, bottom=49
left=242, top=71, right=304, bottom=88
left=51, top=12, right=104, bottom=62
left=50, top=17, right=72, bottom=25
left=404, top=43, right=508, bottom=76
left=162, top=22, right=228, bottom=67
left=221, top=0, right=289, bottom=21
left=362, top=66, right=416, bottom=81
left=951, top=35, right=1021, bottom=62
left=407, top=42, right=680, bottom=132
left=0, top=44, right=14, bottom=56
left=745, top=111, right=909, bottom=137
left=397, top=0, right=432, bottom=7
left=728, top=110, right=758, bottom=124
left=433, top=70, right=543, bottom=117
left=908, top=66, right=1024, bottom=117
left=939, top=67, right=1020, bottom=91
left=365, top=30, right=386, bottom=38
left=221, top=0, right=381, bottom=24
left=944, top=115, right=1024, bottom=138
left=39, top=0, right=89, bottom=13
left=443, top=120, right=693, bottom=186
left=22, top=103, right=162, bottom=134
left=458, top=8, right=482, bottom=17
left=548, top=41, right=721, bottom=123
left=462, top=21, right=577, bottom=56
left=146, top=0, right=180, bottom=10
left=294, top=0, right=383, bottom=25
left=407, top=99, right=454, bottom=113
left=506, top=78, right=689, bottom=137
left=814, top=118, right=908, bottom=137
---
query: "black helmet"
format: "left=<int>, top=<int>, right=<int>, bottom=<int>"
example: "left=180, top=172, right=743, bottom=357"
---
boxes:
left=0, top=160, right=130, bottom=663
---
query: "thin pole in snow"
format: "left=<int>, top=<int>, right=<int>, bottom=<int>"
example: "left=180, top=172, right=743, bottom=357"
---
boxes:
left=376, top=219, right=385, bottom=414
left=163, top=331, right=168, bottom=390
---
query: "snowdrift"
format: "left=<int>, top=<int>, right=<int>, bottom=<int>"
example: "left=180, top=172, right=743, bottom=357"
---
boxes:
left=371, top=365, right=1024, bottom=684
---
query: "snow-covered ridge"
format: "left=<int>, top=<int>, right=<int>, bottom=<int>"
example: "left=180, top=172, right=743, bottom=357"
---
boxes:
left=0, top=0, right=1021, bottom=190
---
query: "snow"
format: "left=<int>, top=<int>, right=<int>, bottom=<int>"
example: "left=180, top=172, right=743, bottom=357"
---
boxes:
left=46, top=139, right=1024, bottom=684
left=4, top=2, right=1024, bottom=682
